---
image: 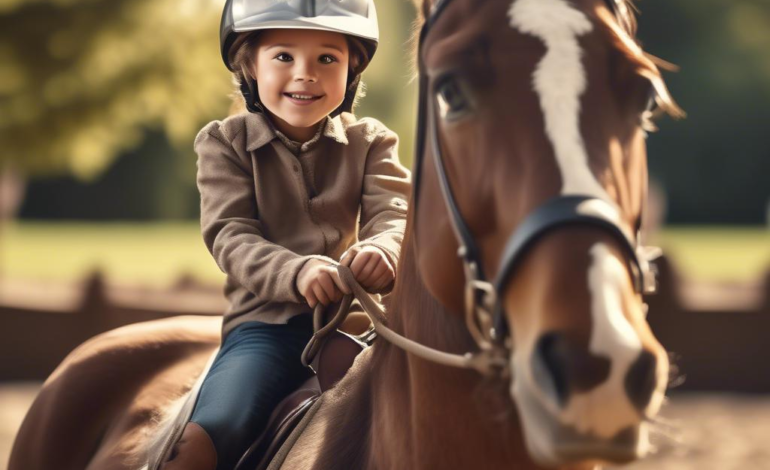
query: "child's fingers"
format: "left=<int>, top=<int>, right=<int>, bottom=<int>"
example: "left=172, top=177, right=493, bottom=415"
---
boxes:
left=357, top=256, right=380, bottom=284
left=350, top=251, right=373, bottom=278
left=305, top=289, right=318, bottom=308
left=372, top=269, right=394, bottom=290
left=359, top=259, right=381, bottom=286
left=312, top=283, right=331, bottom=306
left=372, top=258, right=389, bottom=283
left=340, top=250, right=355, bottom=267
left=318, top=271, right=342, bottom=303
left=365, top=263, right=390, bottom=289
left=323, top=266, right=351, bottom=295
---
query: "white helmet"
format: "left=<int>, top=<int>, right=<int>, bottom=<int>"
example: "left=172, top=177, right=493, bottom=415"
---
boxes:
left=220, top=0, right=379, bottom=70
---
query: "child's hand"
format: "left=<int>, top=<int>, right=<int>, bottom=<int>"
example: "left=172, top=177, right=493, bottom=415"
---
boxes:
left=297, top=259, right=351, bottom=308
left=340, top=246, right=395, bottom=293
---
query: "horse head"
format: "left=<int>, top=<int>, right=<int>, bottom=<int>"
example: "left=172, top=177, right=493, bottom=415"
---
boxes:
left=410, top=0, right=682, bottom=466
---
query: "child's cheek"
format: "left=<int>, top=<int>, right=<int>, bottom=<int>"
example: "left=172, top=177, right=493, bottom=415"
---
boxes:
left=326, top=68, right=348, bottom=108
left=256, top=75, right=283, bottom=112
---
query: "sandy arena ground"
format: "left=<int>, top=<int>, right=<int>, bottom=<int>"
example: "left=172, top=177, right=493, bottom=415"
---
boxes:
left=1, top=382, right=40, bottom=470
left=614, top=393, right=770, bottom=470
left=2, top=384, right=769, bottom=469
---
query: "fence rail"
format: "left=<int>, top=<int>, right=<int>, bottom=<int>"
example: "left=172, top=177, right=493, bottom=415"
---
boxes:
left=2, top=258, right=769, bottom=392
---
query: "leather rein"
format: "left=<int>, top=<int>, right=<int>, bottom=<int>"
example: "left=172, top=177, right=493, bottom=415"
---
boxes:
left=304, top=0, right=659, bottom=379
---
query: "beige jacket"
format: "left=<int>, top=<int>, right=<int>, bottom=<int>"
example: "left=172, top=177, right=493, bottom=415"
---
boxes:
left=194, top=111, right=411, bottom=338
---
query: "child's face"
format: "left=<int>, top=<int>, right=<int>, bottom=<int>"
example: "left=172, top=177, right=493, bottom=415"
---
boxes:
left=253, top=29, right=350, bottom=134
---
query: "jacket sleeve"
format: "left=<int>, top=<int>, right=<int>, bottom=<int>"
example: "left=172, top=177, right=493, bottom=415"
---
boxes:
left=346, top=127, right=411, bottom=292
left=195, top=122, right=332, bottom=304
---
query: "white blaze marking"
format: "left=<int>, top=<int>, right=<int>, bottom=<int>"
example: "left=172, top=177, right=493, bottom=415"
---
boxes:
left=587, top=244, right=641, bottom=356
left=561, top=243, right=644, bottom=438
left=508, top=0, right=611, bottom=202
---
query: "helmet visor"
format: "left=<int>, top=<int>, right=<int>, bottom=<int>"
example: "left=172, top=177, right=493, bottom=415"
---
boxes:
left=232, top=0, right=369, bottom=19
left=231, top=0, right=378, bottom=42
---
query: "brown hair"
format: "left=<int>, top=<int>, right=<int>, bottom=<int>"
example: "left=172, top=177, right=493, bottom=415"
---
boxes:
left=228, top=31, right=370, bottom=115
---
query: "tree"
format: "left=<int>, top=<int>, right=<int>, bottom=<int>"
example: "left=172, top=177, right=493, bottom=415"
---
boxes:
left=638, top=0, right=770, bottom=224
left=0, top=0, right=231, bottom=180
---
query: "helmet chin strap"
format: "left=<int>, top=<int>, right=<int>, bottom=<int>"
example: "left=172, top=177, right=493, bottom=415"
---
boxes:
left=240, top=78, right=263, bottom=114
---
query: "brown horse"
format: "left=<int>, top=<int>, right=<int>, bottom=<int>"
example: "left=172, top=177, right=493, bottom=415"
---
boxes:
left=10, top=0, right=681, bottom=468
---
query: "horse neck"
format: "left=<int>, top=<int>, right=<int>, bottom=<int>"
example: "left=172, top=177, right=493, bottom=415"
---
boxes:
left=368, top=227, right=550, bottom=470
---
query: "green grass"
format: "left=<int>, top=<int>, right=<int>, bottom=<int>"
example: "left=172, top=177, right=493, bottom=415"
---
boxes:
left=650, top=227, right=770, bottom=283
left=0, top=222, right=768, bottom=286
left=0, top=222, right=225, bottom=287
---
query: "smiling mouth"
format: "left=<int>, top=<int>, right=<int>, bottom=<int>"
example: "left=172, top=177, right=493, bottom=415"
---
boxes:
left=283, top=93, right=323, bottom=102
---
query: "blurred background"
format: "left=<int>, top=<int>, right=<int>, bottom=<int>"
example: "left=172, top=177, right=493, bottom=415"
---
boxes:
left=1, top=0, right=769, bottom=468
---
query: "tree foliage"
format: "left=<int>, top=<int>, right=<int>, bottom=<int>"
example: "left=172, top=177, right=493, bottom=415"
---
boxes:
left=638, top=0, right=770, bottom=224
left=4, top=0, right=768, bottom=223
left=0, top=0, right=231, bottom=179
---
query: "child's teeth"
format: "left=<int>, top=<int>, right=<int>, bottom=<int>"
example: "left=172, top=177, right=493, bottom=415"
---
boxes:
left=291, top=94, right=313, bottom=100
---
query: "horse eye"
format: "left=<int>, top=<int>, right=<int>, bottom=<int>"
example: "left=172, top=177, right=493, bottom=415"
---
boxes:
left=435, top=74, right=471, bottom=120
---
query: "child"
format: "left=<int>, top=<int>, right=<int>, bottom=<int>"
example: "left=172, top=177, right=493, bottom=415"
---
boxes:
left=162, top=1, right=410, bottom=469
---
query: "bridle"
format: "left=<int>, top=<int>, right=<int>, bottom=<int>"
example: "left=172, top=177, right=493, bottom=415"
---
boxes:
left=409, top=0, right=659, bottom=374
left=308, top=0, right=659, bottom=378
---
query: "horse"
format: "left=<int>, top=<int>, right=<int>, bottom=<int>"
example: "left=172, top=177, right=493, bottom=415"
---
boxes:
left=10, top=0, right=682, bottom=468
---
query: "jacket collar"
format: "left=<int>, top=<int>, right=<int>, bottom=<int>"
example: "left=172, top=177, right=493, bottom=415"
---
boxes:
left=246, top=113, right=348, bottom=152
left=324, top=114, right=349, bottom=145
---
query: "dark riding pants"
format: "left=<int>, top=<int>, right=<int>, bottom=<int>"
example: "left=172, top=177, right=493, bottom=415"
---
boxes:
left=189, top=315, right=314, bottom=470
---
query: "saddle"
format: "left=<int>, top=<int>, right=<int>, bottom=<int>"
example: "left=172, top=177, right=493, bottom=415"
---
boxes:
left=147, top=304, right=373, bottom=470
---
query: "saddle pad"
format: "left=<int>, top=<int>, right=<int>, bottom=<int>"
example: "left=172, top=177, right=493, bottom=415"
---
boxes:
left=243, top=392, right=320, bottom=470
left=265, top=393, right=327, bottom=470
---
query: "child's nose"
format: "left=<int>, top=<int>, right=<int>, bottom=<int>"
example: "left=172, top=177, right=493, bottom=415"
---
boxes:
left=293, top=60, right=318, bottom=82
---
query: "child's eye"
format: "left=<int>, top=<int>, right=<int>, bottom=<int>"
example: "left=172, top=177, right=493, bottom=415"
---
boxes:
left=319, top=54, right=338, bottom=65
left=275, top=53, right=293, bottom=62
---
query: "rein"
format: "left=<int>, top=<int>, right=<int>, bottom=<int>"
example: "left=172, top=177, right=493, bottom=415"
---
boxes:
left=302, top=266, right=508, bottom=376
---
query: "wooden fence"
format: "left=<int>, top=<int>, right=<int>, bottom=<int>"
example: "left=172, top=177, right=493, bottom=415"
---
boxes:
left=2, top=259, right=769, bottom=392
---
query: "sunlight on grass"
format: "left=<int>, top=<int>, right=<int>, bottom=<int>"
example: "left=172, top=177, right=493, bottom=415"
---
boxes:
left=0, top=222, right=225, bottom=287
left=652, top=227, right=769, bottom=282
left=0, top=223, right=767, bottom=286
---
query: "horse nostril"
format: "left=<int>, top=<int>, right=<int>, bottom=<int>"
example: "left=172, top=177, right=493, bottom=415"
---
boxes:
left=625, top=350, right=658, bottom=412
left=534, top=332, right=612, bottom=407
left=535, top=333, right=571, bottom=406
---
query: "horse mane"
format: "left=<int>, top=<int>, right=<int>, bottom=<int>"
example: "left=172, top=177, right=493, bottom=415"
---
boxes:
left=612, top=0, right=638, bottom=37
